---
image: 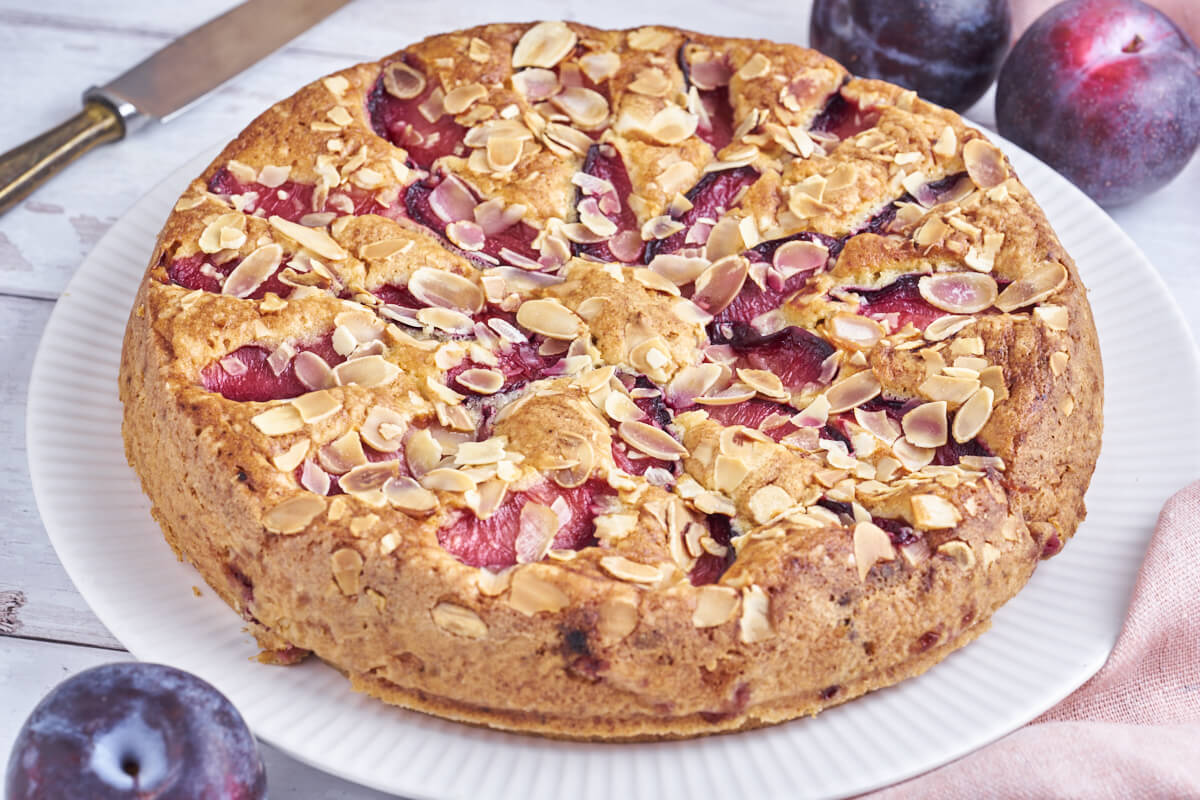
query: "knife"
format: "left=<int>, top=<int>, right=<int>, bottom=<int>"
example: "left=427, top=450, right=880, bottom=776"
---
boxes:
left=0, top=0, right=351, bottom=217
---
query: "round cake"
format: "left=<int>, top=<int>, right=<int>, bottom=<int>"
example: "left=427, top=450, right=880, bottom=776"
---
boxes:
left=120, top=21, right=1103, bottom=739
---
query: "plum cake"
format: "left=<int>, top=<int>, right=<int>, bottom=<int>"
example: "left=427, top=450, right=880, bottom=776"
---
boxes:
left=120, top=21, right=1103, bottom=739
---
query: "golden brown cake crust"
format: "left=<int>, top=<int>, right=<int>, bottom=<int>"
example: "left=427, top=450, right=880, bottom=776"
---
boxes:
left=120, top=21, right=1103, bottom=740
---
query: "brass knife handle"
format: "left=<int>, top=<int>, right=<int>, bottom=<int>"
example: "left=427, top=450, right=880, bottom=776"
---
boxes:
left=0, top=101, right=124, bottom=217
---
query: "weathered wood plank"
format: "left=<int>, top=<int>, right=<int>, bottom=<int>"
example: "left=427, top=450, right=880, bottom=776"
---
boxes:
left=0, top=637, right=396, bottom=798
left=0, top=295, right=122, bottom=648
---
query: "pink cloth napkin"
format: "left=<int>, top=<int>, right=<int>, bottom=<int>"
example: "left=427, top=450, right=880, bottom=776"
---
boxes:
left=870, top=481, right=1200, bottom=799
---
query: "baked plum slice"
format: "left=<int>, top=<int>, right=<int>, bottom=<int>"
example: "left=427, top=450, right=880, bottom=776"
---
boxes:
left=572, top=143, right=642, bottom=263
left=713, top=232, right=838, bottom=326
left=405, top=176, right=541, bottom=265
left=853, top=274, right=948, bottom=331
left=200, top=333, right=344, bottom=402
left=437, top=479, right=615, bottom=569
left=610, top=376, right=679, bottom=477
left=644, top=166, right=759, bottom=258
left=810, top=89, right=881, bottom=141
left=166, top=253, right=293, bottom=300
left=207, top=168, right=391, bottom=223
left=710, top=322, right=837, bottom=389
left=445, top=317, right=562, bottom=395
left=677, top=42, right=735, bottom=152
left=367, top=57, right=467, bottom=170
left=688, top=513, right=736, bottom=585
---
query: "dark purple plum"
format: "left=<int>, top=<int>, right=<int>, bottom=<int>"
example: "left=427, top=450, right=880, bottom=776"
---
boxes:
left=810, top=0, right=1012, bottom=111
left=6, top=662, right=265, bottom=800
left=996, top=0, right=1200, bottom=206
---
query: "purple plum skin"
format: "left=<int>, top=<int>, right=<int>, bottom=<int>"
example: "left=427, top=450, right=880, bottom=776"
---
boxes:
left=996, top=0, right=1200, bottom=206
left=809, top=0, right=1012, bottom=111
left=5, top=662, right=265, bottom=800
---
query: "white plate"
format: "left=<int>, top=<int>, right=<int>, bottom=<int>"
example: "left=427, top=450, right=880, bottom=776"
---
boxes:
left=27, top=138, right=1200, bottom=800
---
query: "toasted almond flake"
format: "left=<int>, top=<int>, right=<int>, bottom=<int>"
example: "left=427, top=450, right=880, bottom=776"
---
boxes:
left=263, top=495, right=325, bottom=534
left=692, top=585, right=739, bottom=628
left=597, top=595, right=638, bottom=641
left=952, top=386, right=994, bottom=443
left=919, top=272, right=998, bottom=314
left=513, top=502, right=561, bottom=564
left=854, top=521, right=897, bottom=581
left=695, top=383, right=757, bottom=406
left=825, top=370, right=881, bottom=413
left=382, top=61, right=425, bottom=99
left=629, top=67, right=673, bottom=96
left=828, top=312, right=885, bottom=349
left=579, top=51, right=620, bottom=82
left=329, top=548, right=364, bottom=595
left=326, top=105, right=353, bottom=126
left=291, top=389, right=341, bottom=424
left=618, top=420, right=688, bottom=460
left=405, top=428, right=443, bottom=477
left=963, top=138, right=1007, bottom=189
left=893, top=438, right=935, bottom=471
left=648, top=253, right=709, bottom=286
left=646, top=105, right=699, bottom=145
left=319, top=431, right=367, bottom=474
left=341, top=461, right=399, bottom=495
left=911, top=494, right=962, bottom=529
left=300, top=459, right=331, bottom=495
left=383, top=476, right=437, bottom=514
left=251, top=405, right=303, bottom=435
left=293, top=351, right=334, bottom=391
left=632, top=268, right=681, bottom=297
left=511, top=67, right=561, bottom=101
left=923, top=314, right=975, bottom=341
left=1034, top=305, right=1069, bottom=331
left=666, top=363, right=724, bottom=407
left=854, top=407, right=902, bottom=444
left=919, top=374, right=980, bottom=405
left=626, top=25, right=673, bottom=49
left=933, top=125, right=958, bottom=157
left=418, top=306, right=475, bottom=335
left=737, top=368, right=788, bottom=400
left=902, top=401, right=949, bottom=448
left=431, top=602, right=488, bottom=638
left=512, top=21, right=577, bottom=68
left=551, top=87, right=609, bottom=128
left=516, top=298, right=584, bottom=340
left=198, top=213, right=244, bottom=254
left=484, top=135, right=523, bottom=173
left=714, top=454, right=749, bottom=494
left=272, top=440, right=309, bottom=472
left=736, top=52, right=771, bottom=80
left=937, top=540, right=976, bottom=569
left=692, top=255, right=749, bottom=315
left=508, top=568, right=569, bottom=615
left=749, top=484, right=792, bottom=524
left=600, top=555, right=661, bottom=584
left=222, top=243, right=283, bottom=298
left=268, top=215, right=347, bottom=260
left=455, top=368, right=505, bottom=395
left=333, top=355, right=400, bottom=388
left=1050, top=351, right=1070, bottom=376
left=739, top=585, right=773, bottom=643
left=420, top=468, right=476, bottom=493
left=446, top=220, right=486, bottom=251
left=443, top=82, right=487, bottom=115
left=995, top=262, right=1069, bottom=312
left=361, top=406, right=407, bottom=451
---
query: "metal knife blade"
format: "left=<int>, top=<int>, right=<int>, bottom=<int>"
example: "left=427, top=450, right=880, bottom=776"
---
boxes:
left=88, top=0, right=352, bottom=132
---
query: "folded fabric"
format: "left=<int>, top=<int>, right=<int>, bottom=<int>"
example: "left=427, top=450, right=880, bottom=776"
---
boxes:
left=869, top=481, right=1200, bottom=799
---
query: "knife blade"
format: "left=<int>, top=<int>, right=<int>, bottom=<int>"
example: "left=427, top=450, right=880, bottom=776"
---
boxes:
left=0, top=0, right=352, bottom=217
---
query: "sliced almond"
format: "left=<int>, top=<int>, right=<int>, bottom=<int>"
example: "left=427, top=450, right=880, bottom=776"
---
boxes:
left=963, top=138, right=1007, bottom=189
left=319, top=431, right=367, bottom=474
left=291, top=389, right=341, bottom=424
left=507, top=568, right=569, bottom=615
left=551, top=87, right=609, bottom=128
left=910, top=494, right=962, bottom=529
left=333, top=355, right=400, bottom=388
left=599, top=555, right=662, bottom=584
left=431, top=602, right=488, bottom=638
left=516, top=298, right=584, bottom=340
left=341, top=461, right=399, bottom=495
left=952, top=386, right=994, bottom=443
left=918, top=273, right=998, bottom=314
left=512, top=21, right=577, bottom=68
left=511, top=67, right=560, bottom=100
left=361, top=406, right=407, bottom=451
left=825, top=369, right=881, bottom=413
left=268, top=215, right=347, bottom=261
left=598, top=594, right=638, bottom=641
left=272, top=440, right=309, bottom=472
left=383, top=476, right=438, bottom=514
left=937, top=540, right=976, bottom=570
left=692, top=585, right=739, bottom=628
left=854, top=521, right=897, bottom=581
left=515, top=502, right=561, bottom=564
left=739, top=585, right=773, bottom=643
left=455, top=368, right=505, bottom=395
left=692, top=255, right=749, bottom=315
left=995, top=262, right=1068, bottom=312
left=902, top=401, right=948, bottom=448
left=646, top=105, right=699, bottom=145
left=749, top=484, right=792, bottom=524
left=198, top=213, right=245, bottom=254
left=618, top=420, right=688, bottom=460
left=382, top=61, right=426, bottom=99
left=263, top=495, right=325, bottom=534
left=331, top=548, right=363, bottom=595
left=251, top=405, right=303, bottom=436
left=443, top=82, right=487, bottom=115
left=408, top=267, right=484, bottom=313
left=420, top=467, right=476, bottom=493
left=648, top=253, right=710, bottom=285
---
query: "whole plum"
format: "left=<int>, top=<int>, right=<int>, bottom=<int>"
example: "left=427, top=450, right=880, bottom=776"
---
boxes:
left=5, top=662, right=266, bottom=800
left=996, top=0, right=1200, bottom=206
left=810, top=0, right=1012, bottom=111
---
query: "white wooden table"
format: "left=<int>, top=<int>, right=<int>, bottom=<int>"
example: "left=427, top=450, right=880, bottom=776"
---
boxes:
left=1, top=1, right=1197, bottom=795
